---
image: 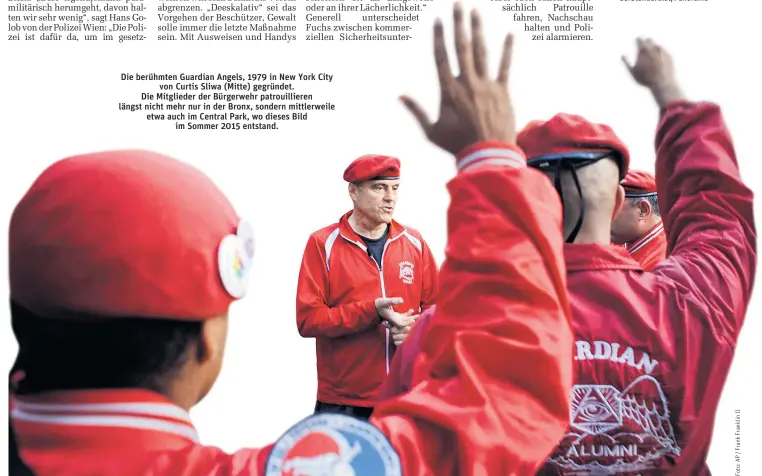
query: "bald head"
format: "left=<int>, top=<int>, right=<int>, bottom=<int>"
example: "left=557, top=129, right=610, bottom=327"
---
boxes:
left=541, top=157, right=625, bottom=243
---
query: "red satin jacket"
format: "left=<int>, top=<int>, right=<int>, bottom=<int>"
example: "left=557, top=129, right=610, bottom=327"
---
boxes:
left=296, top=212, right=438, bottom=407
left=13, top=141, right=575, bottom=475
left=383, top=102, right=756, bottom=475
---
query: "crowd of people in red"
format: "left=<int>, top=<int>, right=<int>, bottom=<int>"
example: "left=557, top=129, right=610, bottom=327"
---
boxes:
left=9, top=3, right=755, bottom=475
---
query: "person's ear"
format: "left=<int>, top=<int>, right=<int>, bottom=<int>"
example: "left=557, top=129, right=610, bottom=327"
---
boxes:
left=195, top=316, right=229, bottom=364
left=612, top=185, right=625, bottom=219
left=637, top=199, right=652, bottom=218
left=348, top=183, right=360, bottom=201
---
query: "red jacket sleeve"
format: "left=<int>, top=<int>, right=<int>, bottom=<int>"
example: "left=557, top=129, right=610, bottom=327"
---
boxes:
left=419, top=239, right=438, bottom=312
left=371, top=142, right=574, bottom=475
left=295, top=235, right=379, bottom=338
left=652, top=101, right=755, bottom=474
left=654, top=101, right=756, bottom=339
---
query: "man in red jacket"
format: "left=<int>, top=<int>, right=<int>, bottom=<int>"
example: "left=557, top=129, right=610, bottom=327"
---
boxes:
left=611, top=169, right=667, bottom=270
left=295, top=154, right=439, bottom=419
left=382, top=37, right=756, bottom=475
left=10, top=5, right=575, bottom=475
left=519, top=40, right=755, bottom=475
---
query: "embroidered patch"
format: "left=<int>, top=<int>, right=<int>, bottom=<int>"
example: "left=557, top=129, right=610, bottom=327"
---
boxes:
left=398, top=261, right=414, bottom=285
left=546, top=340, right=681, bottom=473
left=265, top=413, right=402, bottom=476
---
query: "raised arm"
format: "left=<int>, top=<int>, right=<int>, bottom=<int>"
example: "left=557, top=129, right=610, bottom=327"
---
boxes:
left=371, top=5, right=573, bottom=474
left=624, top=38, right=756, bottom=336
left=373, top=143, right=573, bottom=474
left=655, top=102, right=755, bottom=332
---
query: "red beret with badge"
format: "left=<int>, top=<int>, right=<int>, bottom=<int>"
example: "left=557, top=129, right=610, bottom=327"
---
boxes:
left=343, top=154, right=401, bottom=183
left=621, top=170, right=657, bottom=196
left=9, top=150, right=255, bottom=321
left=517, top=113, right=630, bottom=179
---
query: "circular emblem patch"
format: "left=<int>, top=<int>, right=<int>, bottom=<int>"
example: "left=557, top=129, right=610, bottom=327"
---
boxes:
left=265, top=413, right=402, bottom=476
left=218, top=219, right=255, bottom=299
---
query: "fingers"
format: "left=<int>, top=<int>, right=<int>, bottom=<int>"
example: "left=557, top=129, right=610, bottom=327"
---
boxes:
left=624, top=37, right=648, bottom=73
left=400, top=317, right=416, bottom=327
left=391, top=316, right=415, bottom=328
left=626, top=36, right=663, bottom=71
left=400, top=96, right=433, bottom=138
left=497, top=33, right=514, bottom=84
left=453, top=3, right=475, bottom=81
left=621, top=54, right=633, bottom=73
left=635, top=37, right=660, bottom=53
left=471, top=9, right=487, bottom=77
left=379, top=297, right=404, bottom=307
left=433, top=19, right=455, bottom=92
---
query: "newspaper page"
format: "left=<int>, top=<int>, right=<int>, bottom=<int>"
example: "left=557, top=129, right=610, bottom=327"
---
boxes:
left=2, top=0, right=760, bottom=474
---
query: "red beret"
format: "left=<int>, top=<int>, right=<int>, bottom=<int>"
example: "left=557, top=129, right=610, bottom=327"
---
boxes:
left=343, top=154, right=400, bottom=183
left=517, top=113, right=630, bottom=179
left=9, top=150, right=255, bottom=321
left=621, top=170, right=657, bottom=195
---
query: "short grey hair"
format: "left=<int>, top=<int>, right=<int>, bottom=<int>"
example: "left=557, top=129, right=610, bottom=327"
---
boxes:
left=627, top=194, right=660, bottom=217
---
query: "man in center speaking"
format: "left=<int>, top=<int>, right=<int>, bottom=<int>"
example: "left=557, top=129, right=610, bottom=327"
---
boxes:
left=295, top=155, right=438, bottom=420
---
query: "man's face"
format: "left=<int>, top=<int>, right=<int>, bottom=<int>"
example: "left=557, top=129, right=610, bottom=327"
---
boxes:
left=611, top=200, right=645, bottom=244
left=351, top=179, right=399, bottom=225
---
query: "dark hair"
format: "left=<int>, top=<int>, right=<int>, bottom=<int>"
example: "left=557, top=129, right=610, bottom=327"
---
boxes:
left=628, top=195, right=660, bottom=217
left=10, top=301, right=203, bottom=395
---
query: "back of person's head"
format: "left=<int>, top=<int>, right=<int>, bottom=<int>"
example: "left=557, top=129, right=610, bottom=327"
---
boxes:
left=11, top=304, right=203, bottom=395
left=518, top=114, right=630, bottom=244
left=9, top=150, right=255, bottom=408
left=551, top=158, right=624, bottom=240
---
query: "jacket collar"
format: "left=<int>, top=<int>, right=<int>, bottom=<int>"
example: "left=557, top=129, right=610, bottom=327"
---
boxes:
left=338, top=210, right=405, bottom=244
left=627, top=221, right=665, bottom=255
left=564, top=243, right=643, bottom=272
left=11, top=388, right=199, bottom=449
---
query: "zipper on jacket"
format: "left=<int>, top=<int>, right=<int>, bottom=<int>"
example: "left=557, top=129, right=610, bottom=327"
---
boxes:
left=340, top=231, right=406, bottom=376
left=367, top=239, right=391, bottom=375
left=373, top=255, right=390, bottom=374
left=377, top=235, right=405, bottom=375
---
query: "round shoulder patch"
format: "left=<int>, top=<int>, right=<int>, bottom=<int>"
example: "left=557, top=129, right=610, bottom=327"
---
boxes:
left=265, top=413, right=402, bottom=476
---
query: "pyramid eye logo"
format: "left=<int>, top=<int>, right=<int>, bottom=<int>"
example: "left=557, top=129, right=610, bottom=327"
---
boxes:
left=547, top=375, right=682, bottom=473
left=571, top=385, right=622, bottom=435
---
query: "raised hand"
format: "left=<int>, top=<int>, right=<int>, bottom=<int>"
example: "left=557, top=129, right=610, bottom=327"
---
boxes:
left=622, top=37, right=684, bottom=109
left=401, top=2, right=517, bottom=156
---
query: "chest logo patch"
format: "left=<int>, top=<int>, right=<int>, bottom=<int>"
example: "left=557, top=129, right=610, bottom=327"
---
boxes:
left=398, top=261, right=414, bottom=285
